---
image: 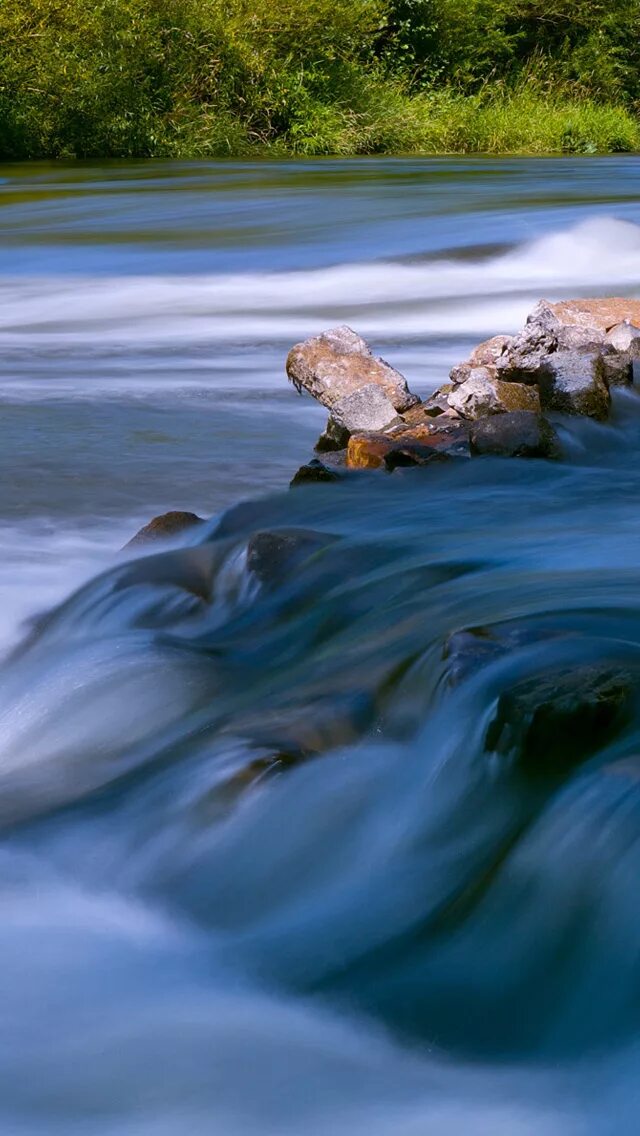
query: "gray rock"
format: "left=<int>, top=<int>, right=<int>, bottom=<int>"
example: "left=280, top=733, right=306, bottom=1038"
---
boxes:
left=286, top=325, right=418, bottom=413
left=447, top=368, right=541, bottom=419
left=470, top=411, right=561, bottom=459
left=606, top=320, right=640, bottom=355
left=602, top=353, right=633, bottom=387
left=537, top=351, right=610, bottom=419
left=331, top=383, right=399, bottom=433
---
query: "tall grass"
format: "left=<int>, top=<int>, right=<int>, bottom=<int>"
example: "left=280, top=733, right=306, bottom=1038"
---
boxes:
left=0, top=0, right=638, bottom=159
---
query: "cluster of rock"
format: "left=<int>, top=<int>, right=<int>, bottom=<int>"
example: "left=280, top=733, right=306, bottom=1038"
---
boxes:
left=127, top=298, right=640, bottom=544
left=286, top=298, right=640, bottom=481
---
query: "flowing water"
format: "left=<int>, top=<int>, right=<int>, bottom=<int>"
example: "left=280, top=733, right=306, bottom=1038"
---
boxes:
left=3, top=156, right=640, bottom=1133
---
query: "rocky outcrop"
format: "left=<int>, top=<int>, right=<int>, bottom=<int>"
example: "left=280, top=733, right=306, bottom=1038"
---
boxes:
left=451, top=297, right=640, bottom=420
left=287, top=299, right=640, bottom=486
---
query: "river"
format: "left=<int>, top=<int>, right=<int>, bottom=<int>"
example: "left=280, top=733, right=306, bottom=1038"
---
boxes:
left=2, top=156, right=640, bottom=1133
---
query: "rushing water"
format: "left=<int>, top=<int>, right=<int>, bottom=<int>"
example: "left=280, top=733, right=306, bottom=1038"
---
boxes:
left=3, top=156, right=640, bottom=1133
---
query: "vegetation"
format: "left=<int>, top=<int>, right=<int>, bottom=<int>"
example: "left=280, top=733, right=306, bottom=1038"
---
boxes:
left=1, top=0, right=639, bottom=158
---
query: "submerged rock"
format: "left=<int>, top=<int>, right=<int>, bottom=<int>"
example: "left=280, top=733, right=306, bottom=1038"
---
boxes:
left=469, top=411, right=561, bottom=459
left=485, top=663, right=636, bottom=775
left=287, top=325, right=418, bottom=414
left=247, top=528, right=338, bottom=591
left=126, top=511, right=204, bottom=548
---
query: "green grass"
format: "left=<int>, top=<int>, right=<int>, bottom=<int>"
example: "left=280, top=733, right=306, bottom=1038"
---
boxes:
left=0, top=0, right=639, bottom=159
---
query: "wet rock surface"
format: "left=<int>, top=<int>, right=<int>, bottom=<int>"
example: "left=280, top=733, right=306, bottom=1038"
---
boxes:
left=485, top=663, right=637, bottom=775
left=126, top=510, right=204, bottom=548
left=290, top=457, right=346, bottom=486
left=247, top=528, right=339, bottom=591
left=469, top=411, right=561, bottom=459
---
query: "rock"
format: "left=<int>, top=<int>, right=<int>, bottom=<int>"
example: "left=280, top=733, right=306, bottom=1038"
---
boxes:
left=469, top=333, right=515, bottom=368
left=315, top=417, right=350, bottom=453
left=287, top=325, right=418, bottom=414
left=347, top=424, right=470, bottom=469
left=450, top=362, right=473, bottom=386
left=290, top=458, right=345, bottom=487
left=443, top=622, right=574, bottom=687
left=125, top=511, right=204, bottom=548
left=247, top=528, right=338, bottom=590
left=447, top=369, right=541, bottom=419
left=419, top=385, right=455, bottom=417
left=469, top=411, right=561, bottom=459
left=607, top=320, right=640, bottom=354
left=383, top=446, right=453, bottom=471
left=537, top=351, right=610, bottom=419
left=528, top=297, right=640, bottom=337
left=601, top=353, right=633, bottom=387
left=484, top=663, right=636, bottom=776
left=331, top=383, right=400, bottom=433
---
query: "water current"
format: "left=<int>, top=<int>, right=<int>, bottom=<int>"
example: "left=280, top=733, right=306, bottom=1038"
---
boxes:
left=3, top=157, right=640, bottom=1133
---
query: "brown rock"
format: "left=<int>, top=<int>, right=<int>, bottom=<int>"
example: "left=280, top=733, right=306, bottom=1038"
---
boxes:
left=286, top=325, right=418, bottom=414
left=347, top=424, right=469, bottom=469
left=529, top=298, right=640, bottom=335
left=126, top=511, right=204, bottom=548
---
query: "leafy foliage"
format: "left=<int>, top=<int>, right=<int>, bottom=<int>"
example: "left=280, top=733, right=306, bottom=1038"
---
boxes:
left=0, top=0, right=638, bottom=157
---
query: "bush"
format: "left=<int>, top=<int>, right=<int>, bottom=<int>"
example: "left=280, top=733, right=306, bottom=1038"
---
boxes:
left=0, top=0, right=638, bottom=157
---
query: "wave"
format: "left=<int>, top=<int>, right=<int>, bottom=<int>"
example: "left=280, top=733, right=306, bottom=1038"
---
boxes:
left=0, top=217, right=639, bottom=355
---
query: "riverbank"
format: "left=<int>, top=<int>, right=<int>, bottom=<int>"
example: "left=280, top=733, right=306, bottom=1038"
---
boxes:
left=3, top=0, right=640, bottom=159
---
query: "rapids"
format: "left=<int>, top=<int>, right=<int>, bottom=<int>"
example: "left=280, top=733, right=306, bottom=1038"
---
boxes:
left=2, top=157, right=640, bottom=1133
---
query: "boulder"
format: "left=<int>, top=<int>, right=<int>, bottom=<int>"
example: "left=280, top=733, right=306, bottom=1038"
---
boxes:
left=447, top=369, right=540, bottom=419
left=125, top=511, right=204, bottom=548
left=315, top=417, right=350, bottom=453
left=469, top=411, right=561, bottom=459
left=290, top=457, right=345, bottom=486
left=484, top=663, right=636, bottom=776
left=287, top=325, right=418, bottom=414
left=449, top=335, right=515, bottom=386
left=537, top=351, right=610, bottom=419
